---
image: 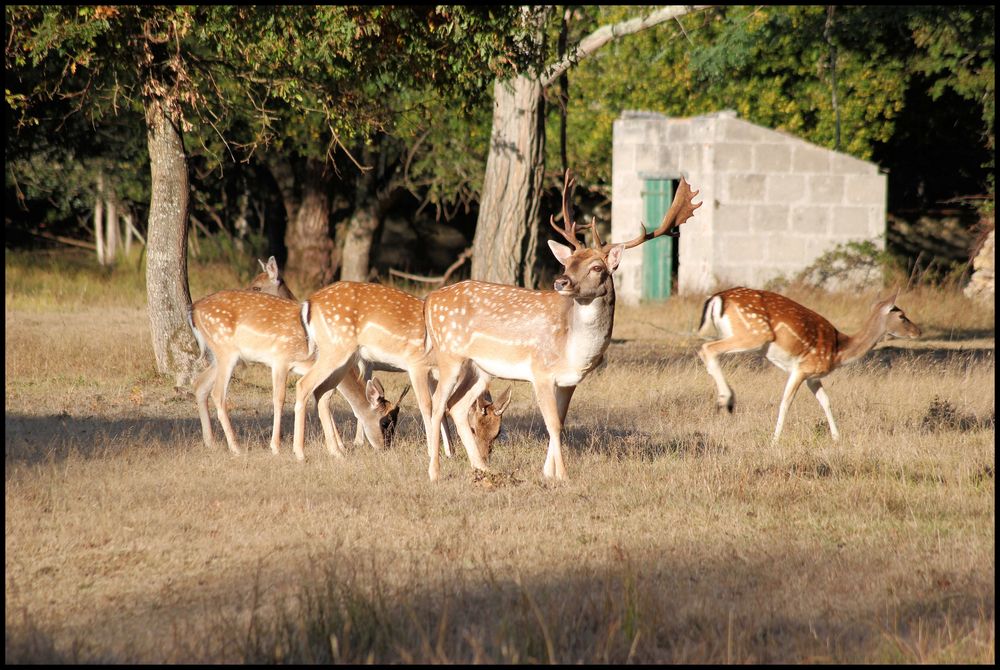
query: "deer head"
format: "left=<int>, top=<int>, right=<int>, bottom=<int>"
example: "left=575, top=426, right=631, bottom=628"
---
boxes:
left=248, top=256, right=296, bottom=300
left=871, top=288, right=922, bottom=340
left=363, top=378, right=411, bottom=449
left=547, top=172, right=701, bottom=298
left=468, top=385, right=513, bottom=461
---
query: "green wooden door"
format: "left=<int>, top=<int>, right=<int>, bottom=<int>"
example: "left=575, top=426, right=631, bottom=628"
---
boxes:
left=641, top=178, right=674, bottom=301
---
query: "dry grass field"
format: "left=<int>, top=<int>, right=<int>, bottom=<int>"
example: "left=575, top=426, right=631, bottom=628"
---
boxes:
left=5, top=249, right=995, bottom=663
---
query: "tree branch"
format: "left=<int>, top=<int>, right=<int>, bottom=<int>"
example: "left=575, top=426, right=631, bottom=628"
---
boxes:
left=387, top=246, right=473, bottom=286
left=540, top=5, right=712, bottom=89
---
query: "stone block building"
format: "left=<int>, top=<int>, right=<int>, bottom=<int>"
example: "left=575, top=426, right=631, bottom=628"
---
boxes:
left=610, top=110, right=887, bottom=304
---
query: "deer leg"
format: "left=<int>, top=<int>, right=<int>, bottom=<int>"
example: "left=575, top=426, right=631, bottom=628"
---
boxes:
left=269, top=364, right=289, bottom=455
left=194, top=361, right=217, bottom=448
left=318, top=389, right=346, bottom=457
left=445, top=371, right=492, bottom=471
left=533, top=379, right=567, bottom=480
left=427, top=360, right=463, bottom=481
left=773, top=369, right=807, bottom=443
left=806, top=378, right=839, bottom=441
left=556, top=385, right=576, bottom=425
left=315, top=372, right=348, bottom=458
left=210, top=355, right=242, bottom=455
left=698, top=340, right=742, bottom=413
left=293, top=349, right=353, bottom=461
left=426, top=372, right=453, bottom=457
left=353, top=359, right=371, bottom=447
left=311, top=358, right=356, bottom=460
left=413, top=365, right=453, bottom=459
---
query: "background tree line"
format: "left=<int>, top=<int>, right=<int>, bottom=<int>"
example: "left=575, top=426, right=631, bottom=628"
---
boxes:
left=6, top=6, right=994, bottom=382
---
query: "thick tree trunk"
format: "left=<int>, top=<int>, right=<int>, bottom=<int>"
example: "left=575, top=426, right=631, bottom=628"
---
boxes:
left=144, top=96, right=198, bottom=386
left=282, top=159, right=334, bottom=293
left=471, top=75, right=546, bottom=287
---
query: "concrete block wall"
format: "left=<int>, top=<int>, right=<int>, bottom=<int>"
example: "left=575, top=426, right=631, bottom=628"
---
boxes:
left=611, top=110, right=887, bottom=304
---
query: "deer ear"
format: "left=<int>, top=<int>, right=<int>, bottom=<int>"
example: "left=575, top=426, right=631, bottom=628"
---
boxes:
left=605, top=244, right=625, bottom=273
left=266, top=256, right=280, bottom=280
left=366, top=378, right=385, bottom=406
left=494, top=386, right=513, bottom=415
left=475, top=392, right=491, bottom=414
left=548, top=240, right=574, bottom=266
left=258, top=258, right=268, bottom=273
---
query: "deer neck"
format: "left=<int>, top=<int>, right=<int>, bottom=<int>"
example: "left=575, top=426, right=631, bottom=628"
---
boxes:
left=561, top=280, right=616, bottom=374
left=835, top=310, right=888, bottom=367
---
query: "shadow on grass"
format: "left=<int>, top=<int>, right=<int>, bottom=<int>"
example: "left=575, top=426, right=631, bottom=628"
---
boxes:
left=3, top=407, right=371, bottom=467
left=5, top=544, right=993, bottom=663
left=606, top=340, right=994, bottom=371
left=492, top=413, right=728, bottom=462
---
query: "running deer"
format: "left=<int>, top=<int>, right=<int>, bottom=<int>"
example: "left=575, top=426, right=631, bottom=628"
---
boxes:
left=423, top=172, right=702, bottom=480
left=291, top=282, right=504, bottom=463
left=696, top=286, right=921, bottom=442
left=189, top=258, right=403, bottom=456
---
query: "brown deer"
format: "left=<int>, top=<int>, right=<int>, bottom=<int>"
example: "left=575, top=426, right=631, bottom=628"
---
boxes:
left=290, top=282, right=506, bottom=463
left=247, top=256, right=296, bottom=299
left=466, top=384, right=513, bottom=461
left=696, top=286, right=921, bottom=442
left=189, top=258, right=403, bottom=456
left=423, top=172, right=702, bottom=480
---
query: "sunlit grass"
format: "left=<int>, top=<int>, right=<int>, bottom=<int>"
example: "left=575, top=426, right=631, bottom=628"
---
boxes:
left=4, top=249, right=995, bottom=663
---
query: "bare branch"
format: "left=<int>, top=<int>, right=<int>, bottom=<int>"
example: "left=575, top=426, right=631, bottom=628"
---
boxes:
left=387, top=247, right=473, bottom=286
left=540, top=5, right=712, bottom=88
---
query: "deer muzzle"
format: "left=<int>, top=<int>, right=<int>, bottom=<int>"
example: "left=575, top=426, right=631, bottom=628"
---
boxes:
left=553, top=275, right=575, bottom=294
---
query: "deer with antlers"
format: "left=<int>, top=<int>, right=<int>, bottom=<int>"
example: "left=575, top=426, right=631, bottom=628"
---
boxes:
left=189, top=257, right=404, bottom=457
left=290, top=281, right=510, bottom=464
left=423, top=172, right=702, bottom=480
left=697, top=286, right=921, bottom=442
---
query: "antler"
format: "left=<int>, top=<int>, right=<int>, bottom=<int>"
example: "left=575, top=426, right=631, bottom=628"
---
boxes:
left=587, top=216, right=605, bottom=249
left=549, top=170, right=585, bottom=250
left=620, top=177, right=702, bottom=250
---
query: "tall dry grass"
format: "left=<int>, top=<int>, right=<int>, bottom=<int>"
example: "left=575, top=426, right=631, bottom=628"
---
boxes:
left=5, top=250, right=995, bottom=663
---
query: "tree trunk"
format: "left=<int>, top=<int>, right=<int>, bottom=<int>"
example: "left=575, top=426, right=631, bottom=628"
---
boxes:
left=105, top=192, right=119, bottom=265
left=282, top=159, right=334, bottom=293
left=341, top=201, right=380, bottom=282
left=123, top=211, right=135, bottom=255
left=471, top=74, right=546, bottom=287
left=94, top=183, right=106, bottom=265
left=144, top=95, right=198, bottom=386
left=471, top=5, right=707, bottom=287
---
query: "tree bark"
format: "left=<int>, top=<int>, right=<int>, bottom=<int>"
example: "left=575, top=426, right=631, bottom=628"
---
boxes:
left=282, top=158, right=335, bottom=293
left=144, top=95, right=198, bottom=386
left=471, top=74, right=546, bottom=287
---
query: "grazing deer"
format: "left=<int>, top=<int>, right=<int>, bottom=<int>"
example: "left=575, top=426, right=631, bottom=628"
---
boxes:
left=466, top=385, right=513, bottom=461
left=189, top=258, right=403, bottom=456
left=697, top=286, right=921, bottom=441
left=423, top=172, right=702, bottom=480
left=291, top=282, right=504, bottom=463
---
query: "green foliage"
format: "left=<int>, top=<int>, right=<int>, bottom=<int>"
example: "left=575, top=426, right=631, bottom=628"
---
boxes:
left=556, top=6, right=994, bottom=202
left=6, top=6, right=534, bottom=245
